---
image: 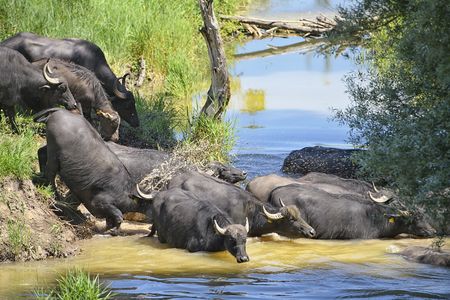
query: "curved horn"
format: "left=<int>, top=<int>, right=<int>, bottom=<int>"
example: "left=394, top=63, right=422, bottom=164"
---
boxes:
left=121, top=72, right=131, bottom=85
left=399, top=210, right=411, bottom=217
left=279, top=198, right=286, bottom=207
left=245, top=217, right=250, bottom=233
left=213, top=218, right=227, bottom=235
left=263, top=205, right=284, bottom=220
left=136, top=184, right=153, bottom=200
left=368, top=191, right=391, bottom=203
left=372, top=182, right=380, bottom=193
left=43, top=62, right=61, bottom=85
left=113, top=78, right=127, bottom=99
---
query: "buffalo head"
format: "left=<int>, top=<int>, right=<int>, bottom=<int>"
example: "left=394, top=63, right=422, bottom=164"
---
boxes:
left=40, top=61, right=77, bottom=110
left=213, top=217, right=250, bottom=263
left=111, top=73, right=139, bottom=127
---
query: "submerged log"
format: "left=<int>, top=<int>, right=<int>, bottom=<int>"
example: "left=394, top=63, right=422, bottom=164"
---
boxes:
left=199, top=0, right=231, bottom=119
left=220, top=14, right=336, bottom=37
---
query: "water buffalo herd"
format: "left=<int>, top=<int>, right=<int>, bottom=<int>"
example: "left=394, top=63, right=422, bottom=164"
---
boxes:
left=1, top=32, right=437, bottom=264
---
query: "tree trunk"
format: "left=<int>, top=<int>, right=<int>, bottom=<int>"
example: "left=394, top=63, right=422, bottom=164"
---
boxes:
left=199, top=0, right=230, bottom=119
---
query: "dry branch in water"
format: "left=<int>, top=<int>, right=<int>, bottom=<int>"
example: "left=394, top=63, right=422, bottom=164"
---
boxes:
left=220, top=14, right=337, bottom=37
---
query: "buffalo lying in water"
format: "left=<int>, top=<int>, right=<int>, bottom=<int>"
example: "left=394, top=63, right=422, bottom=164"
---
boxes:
left=164, top=170, right=316, bottom=238
left=150, top=188, right=250, bottom=263
left=34, top=108, right=150, bottom=235
left=269, top=183, right=436, bottom=239
left=247, top=173, right=391, bottom=203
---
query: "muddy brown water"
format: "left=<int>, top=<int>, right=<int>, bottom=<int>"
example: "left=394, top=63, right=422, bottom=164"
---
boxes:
left=1, top=1, right=449, bottom=299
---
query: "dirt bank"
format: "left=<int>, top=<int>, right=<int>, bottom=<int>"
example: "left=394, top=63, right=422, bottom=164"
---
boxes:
left=0, top=178, right=79, bottom=262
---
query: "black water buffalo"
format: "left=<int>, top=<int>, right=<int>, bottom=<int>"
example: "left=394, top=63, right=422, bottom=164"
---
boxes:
left=32, top=58, right=120, bottom=141
left=34, top=108, right=150, bottom=235
left=247, top=173, right=391, bottom=203
left=150, top=188, right=250, bottom=263
left=105, top=142, right=247, bottom=184
left=0, top=46, right=76, bottom=132
left=164, top=171, right=316, bottom=238
left=269, top=183, right=436, bottom=239
left=1, top=32, right=139, bottom=127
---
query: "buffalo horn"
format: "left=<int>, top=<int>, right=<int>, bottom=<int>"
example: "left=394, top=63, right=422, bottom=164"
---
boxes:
left=245, top=218, right=250, bottom=233
left=121, top=72, right=130, bottom=85
left=368, top=191, right=391, bottom=203
left=263, top=205, right=284, bottom=220
left=399, top=210, right=411, bottom=217
left=136, top=184, right=153, bottom=200
left=43, top=62, right=61, bottom=85
left=96, top=110, right=116, bottom=121
left=213, top=218, right=227, bottom=235
left=279, top=198, right=286, bottom=207
left=372, top=182, right=380, bottom=193
left=113, top=78, right=127, bottom=99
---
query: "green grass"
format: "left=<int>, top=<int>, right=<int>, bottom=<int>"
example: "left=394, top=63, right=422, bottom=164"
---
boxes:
left=0, top=116, right=42, bottom=180
left=182, top=113, right=236, bottom=163
left=35, top=269, right=112, bottom=300
left=7, top=219, right=32, bottom=258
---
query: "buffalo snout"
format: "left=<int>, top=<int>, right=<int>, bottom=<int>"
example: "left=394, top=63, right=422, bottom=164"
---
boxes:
left=237, top=255, right=250, bottom=263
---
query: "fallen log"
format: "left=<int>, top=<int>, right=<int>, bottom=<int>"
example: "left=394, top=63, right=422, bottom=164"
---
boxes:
left=220, top=14, right=336, bottom=37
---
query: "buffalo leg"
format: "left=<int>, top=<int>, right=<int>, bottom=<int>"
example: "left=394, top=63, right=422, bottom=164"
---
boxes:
left=4, top=106, right=19, bottom=133
left=45, top=146, right=61, bottom=200
left=37, top=145, right=48, bottom=176
left=187, top=238, right=201, bottom=252
left=103, top=205, right=124, bottom=236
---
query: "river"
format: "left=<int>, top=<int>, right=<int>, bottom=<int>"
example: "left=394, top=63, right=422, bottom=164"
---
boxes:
left=1, top=1, right=449, bottom=299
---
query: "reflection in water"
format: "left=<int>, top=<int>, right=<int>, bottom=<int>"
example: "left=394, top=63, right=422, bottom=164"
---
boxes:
left=241, top=89, right=266, bottom=114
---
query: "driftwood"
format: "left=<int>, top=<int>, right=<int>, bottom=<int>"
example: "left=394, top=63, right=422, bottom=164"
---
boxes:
left=235, top=38, right=328, bottom=61
left=198, top=0, right=230, bottom=119
left=220, top=14, right=336, bottom=37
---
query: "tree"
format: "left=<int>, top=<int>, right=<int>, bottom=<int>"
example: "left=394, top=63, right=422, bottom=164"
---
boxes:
left=333, top=0, right=450, bottom=231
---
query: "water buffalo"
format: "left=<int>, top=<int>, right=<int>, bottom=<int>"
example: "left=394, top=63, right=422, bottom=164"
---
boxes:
left=269, top=183, right=436, bottom=239
left=1, top=32, right=139, bottom=127
left=34, top=108, right=150, bottom=235
left=399, top=246, right=450, bottom=268
left=32, top=58, right=120, bottom=141
left=150, top=188, right=250, bottom=263
left=105, top=142, right=247, bottom=184
left=164, top=170, right=316, bottom=238
left=0, top=46, right=77, bottom=132
left=247, top=173, right=391, bottom=203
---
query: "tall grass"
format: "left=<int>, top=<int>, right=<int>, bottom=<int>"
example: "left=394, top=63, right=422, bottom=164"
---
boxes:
left=0, top=117, right=41, bottom=179
left=0, top=0, right=243, bottom=98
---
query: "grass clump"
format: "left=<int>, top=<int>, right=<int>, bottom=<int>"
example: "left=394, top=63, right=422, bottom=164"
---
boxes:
left=7, top=219, right=32, bottom=258
left=182, top=113, right=236, bottom=163
left=0, top=116, right=41, bottom=180
left=36, top=269, right=112, bottom=300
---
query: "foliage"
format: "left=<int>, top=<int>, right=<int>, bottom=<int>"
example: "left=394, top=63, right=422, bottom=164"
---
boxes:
left=129, top=93, right=179, bottom=149
left=182, top=113, right=236, bottom=163
left=334, top=0, right=450, bottom=230
left=0, top=116, right=42, bottom=179
left=35, top=269, right=112, bottom=300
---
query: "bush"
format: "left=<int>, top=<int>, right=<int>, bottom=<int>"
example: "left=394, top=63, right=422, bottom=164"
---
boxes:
left=334, top=0, right=450, bottom=231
